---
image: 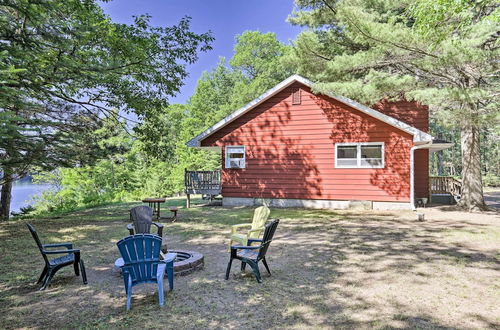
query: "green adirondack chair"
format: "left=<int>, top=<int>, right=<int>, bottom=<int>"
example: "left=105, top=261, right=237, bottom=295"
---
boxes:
left=229, top=206, right=270, bottom=249
left=226, top=219, right=280, bottom=283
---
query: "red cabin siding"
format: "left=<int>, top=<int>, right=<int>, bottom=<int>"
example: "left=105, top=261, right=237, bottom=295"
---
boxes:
left=414, top=149, right=429, bottom=199
left=372, top=100, right=429, bottom=132
left=201, top=82, right=417, bottom=203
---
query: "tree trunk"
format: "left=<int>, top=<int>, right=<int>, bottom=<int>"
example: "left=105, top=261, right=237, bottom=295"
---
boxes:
left=0, top=172, right=13, bottom=220
left=437, top=151, right=444, bottom=176
left=458, top=123, right=486, bottom=211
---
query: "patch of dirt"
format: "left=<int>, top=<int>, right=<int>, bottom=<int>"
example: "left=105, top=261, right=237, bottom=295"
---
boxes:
left=0, top=205, right=498, bottom=329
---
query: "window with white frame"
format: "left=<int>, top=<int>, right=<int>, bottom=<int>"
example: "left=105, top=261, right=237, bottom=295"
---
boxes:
left=225, top=146, right=246, bottom=169
left=335, top=142, right=384, bottom=168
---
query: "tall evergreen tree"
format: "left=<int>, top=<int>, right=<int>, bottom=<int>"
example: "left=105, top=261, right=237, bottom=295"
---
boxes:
left=288, top=0, right=499, bottom=210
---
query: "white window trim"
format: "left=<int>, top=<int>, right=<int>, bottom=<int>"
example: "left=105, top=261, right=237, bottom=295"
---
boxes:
left=335, top=142, right=385, bottom=169
left=225, top=145, right=246, bottom=169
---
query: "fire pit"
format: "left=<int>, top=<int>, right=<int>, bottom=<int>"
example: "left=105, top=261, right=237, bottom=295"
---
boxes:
left=114, top=250, right=204, bottom=277
left=164, top=250, right=204, bottom=276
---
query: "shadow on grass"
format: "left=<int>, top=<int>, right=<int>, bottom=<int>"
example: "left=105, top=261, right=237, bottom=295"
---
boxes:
left=0, top=201, right=498, bottom=329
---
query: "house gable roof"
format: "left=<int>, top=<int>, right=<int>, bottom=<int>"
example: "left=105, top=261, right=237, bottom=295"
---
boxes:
left=187, top=74, right=433, bottom=147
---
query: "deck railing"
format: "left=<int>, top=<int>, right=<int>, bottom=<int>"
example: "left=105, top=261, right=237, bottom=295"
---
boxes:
left=429, top=176, right=462, bottom=203
left=185, top=170, right=221, bottom=191
left=184, top=169, right=221, bottom=208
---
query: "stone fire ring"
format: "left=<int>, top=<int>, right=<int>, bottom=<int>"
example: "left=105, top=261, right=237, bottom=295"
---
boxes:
left=114, top=250, right=204, bottom=277
left=165, top=250, right=204, bottom=276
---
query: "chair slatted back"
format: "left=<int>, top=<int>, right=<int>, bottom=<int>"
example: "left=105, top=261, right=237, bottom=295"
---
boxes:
left=117, top=234, right=162, bottom=283
left=249, top=206, right=270, bottom=238
left=130, top=206, right=154, bottom=234
left=257, top=219, right=279, bottom=260
left=27, top=224, right=49, bottom=264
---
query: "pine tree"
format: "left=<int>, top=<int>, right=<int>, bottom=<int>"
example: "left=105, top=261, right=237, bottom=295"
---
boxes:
left=288, top=0, right=499, bottom=210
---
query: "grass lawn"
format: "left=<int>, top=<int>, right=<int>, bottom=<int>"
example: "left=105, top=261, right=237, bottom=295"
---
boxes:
left=0, top=197, right=499, bottom=329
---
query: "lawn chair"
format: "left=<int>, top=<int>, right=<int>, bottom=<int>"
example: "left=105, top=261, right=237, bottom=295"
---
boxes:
left=27, top=224, right=88, bottom=290
left=225, top=219, right=279, bottom=283
left=127, top=206, right=164, bottom=237
left=229, top=206, right=270, bottom=249
left=116, top=234, right=175, bottom=311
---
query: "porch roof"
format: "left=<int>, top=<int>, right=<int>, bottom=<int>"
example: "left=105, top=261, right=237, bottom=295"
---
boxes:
left=426, top=139, right=454, bottom=152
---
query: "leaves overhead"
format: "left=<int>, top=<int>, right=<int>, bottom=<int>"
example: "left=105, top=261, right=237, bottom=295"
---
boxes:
left=0, top=0, right=213, bottom=183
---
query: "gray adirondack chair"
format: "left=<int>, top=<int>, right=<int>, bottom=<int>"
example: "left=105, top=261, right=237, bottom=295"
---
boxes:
left=127, top=206, right=164, bottom=237
left=27, top=224, right=88, bottom=290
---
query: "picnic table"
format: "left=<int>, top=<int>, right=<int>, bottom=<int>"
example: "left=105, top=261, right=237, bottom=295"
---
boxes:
left=142, top=198, right=166, bottom=220
left=142, top=198, right=178, bottom=221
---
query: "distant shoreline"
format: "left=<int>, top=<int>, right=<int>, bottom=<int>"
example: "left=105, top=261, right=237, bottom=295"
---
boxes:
left=9, top=183, right=53, bottom=214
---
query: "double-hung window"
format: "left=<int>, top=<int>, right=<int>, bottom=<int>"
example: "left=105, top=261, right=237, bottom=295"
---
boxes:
left=335, top=142, right=384, bottom=168
left=225, top=146, right=245, bottom=169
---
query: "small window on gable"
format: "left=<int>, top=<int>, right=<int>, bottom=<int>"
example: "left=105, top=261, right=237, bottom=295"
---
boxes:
left=292, top=88, right=301, bottom=105
left=225, top=146, right=245, bottom=169
left=335, top=142, right=384, bottom=168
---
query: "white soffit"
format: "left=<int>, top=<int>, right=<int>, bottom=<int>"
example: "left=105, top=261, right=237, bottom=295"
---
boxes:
left=187, top=74, right=433, bottom=147
left=427, top=143, right=454, bottom=152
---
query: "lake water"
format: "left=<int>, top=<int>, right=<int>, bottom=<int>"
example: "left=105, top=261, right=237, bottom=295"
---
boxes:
left=9, top=182, right=53, bottom=214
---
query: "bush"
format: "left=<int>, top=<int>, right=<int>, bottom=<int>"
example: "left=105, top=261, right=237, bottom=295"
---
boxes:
left=483, top=173, right=500, bottom=187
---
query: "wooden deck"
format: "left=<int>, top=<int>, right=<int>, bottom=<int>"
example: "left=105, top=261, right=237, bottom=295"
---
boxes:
left=429, top=176, right=462, bottom=204
left=185, top=169, right=221, bottom=208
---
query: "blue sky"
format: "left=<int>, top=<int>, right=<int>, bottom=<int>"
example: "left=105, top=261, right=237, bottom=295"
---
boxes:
left=100, top=0, right=302, bottom=104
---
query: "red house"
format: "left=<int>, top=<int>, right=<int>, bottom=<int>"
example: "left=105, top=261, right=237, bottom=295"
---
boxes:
left=187, top=75, right=451, bottom=210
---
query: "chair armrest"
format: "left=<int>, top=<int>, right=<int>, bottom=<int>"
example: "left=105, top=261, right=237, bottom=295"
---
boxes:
left=44, top=249, right=81, bottom=255
left=162, top=252, right=177, bottom=263
left=43, top=243, right=73, bottom=249
left=247, top=238, right=263, bottom=245
left=231, top=223, right=252, bottom=234
left=230, top=245, right=260, bottom=250
left=152, top=222, right=164, bottom=237
left=127, top=224, right=134, bottom=235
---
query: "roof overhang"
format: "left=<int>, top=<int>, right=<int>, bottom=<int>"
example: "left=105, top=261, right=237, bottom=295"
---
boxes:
left=187, top=74, right=433, bottom=148
left=427, top=140, right=454, bottom=152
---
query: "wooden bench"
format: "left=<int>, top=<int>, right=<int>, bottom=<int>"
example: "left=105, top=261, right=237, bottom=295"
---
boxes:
left=185, top=169, right=221, bottom=208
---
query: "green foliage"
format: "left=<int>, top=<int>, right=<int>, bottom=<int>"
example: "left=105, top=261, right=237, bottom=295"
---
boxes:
left=0, top=0, right=213, bottom=218
left=230, top=31, right=294, bottom=105
left=288, top=0, right=499, bottom=123
left=12, top=30, right=295, bottom=215
left=483, top=173, right=500, bottom=187
left=429, top=122, right=462, bottom=176
left=32, top=126, right=179, bottom=214
left=231, top=31, right=282, bottom=78
left=137, top=31, right=295, bottom=196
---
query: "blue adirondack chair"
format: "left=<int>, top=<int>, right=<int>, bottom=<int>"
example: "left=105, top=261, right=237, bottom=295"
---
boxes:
left=116, top=234, right=176, bottom=311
